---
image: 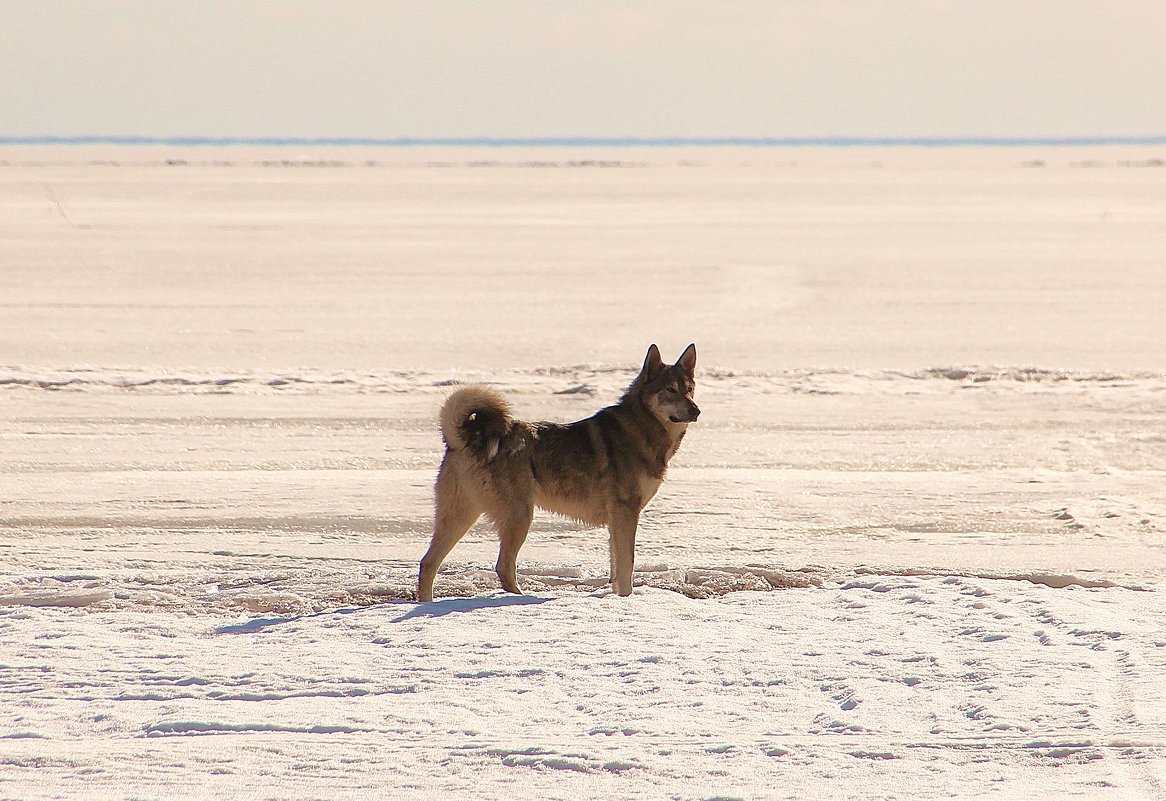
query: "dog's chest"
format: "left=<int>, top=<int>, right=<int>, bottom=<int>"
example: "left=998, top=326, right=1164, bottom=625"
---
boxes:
left=638, top=474, right=664, bottom=506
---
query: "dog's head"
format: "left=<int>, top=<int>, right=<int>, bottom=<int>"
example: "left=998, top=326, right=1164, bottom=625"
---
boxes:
left=639, top=343, right=700, bottom=425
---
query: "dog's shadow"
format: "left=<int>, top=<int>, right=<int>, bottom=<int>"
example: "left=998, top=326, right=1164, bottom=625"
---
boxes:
left=215, top=594, right=549, bottom=634
left=390, top=594, right=549, bottom=622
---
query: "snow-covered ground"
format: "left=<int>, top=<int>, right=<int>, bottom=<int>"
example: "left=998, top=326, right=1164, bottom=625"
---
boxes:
left=2, top=147, right=1165, bottom=799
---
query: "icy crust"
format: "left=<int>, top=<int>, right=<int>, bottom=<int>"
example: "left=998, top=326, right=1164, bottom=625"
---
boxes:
left=0, top=563, right=822, bottom=614
left=0, top=563, right=1143, bottom=616
left=2, top=364, right=1164, bottom=395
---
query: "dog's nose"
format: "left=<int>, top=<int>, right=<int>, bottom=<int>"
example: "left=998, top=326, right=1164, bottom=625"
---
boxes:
left=690, top=403, right=700, bottom=421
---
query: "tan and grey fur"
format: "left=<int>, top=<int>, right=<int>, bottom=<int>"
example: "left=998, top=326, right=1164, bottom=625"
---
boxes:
left=418, top=343, right=700, bottom=601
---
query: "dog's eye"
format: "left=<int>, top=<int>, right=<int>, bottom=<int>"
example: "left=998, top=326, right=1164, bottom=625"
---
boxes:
left=665, top=387, right=678, bottom=395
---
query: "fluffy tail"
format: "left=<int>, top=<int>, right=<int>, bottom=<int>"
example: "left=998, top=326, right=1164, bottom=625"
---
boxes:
left=439, top=385, right=513, bottom=461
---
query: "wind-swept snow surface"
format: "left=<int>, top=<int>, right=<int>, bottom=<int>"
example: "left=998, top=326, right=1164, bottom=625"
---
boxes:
left=4, top=583, right=1165, bottom=800
left=2, top=147, right=1165, bottom=799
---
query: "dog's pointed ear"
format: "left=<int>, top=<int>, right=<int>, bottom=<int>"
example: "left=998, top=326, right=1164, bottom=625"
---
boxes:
left=641, top=343, right=665, bottom=376
left=676, top=343, right=697, bottom=376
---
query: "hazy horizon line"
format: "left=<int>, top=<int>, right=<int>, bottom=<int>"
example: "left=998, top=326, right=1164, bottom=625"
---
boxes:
left=4, top=135, right=1166, bottom=148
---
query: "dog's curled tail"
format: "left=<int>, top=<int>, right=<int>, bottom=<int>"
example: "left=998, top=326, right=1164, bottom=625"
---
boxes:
left=439, top=385, right=513, bottom=461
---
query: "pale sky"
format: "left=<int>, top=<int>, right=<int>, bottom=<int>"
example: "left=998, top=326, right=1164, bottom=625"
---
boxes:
left=3, top=0, right=1164, bottom=140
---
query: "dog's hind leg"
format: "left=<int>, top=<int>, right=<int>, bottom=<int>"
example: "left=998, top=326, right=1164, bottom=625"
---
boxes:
left=418, top=473, right=482, bottom=602
left=493, top=503, right=534, bottom=595
left=608, top=504, right=639, bottom=597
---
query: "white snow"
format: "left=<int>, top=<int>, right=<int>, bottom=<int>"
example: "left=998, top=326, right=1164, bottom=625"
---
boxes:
left=3, top=581, right=1165, bottom=799
left=1, top=146, right=1165, bottom=799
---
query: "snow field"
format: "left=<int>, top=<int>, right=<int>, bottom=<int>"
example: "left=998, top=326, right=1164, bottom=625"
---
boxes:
left=3, top=146, right=1165, bottom=798
left=3, top=578, right=1165, bottom=800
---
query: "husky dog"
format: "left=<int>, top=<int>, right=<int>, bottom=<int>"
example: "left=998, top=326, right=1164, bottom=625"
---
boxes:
left=417, top=344, right=700, bottom=601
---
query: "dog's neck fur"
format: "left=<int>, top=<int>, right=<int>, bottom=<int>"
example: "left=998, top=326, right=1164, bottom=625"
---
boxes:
left=613, top=391, right=687, bottom=476
left=663, top=421, right=688, bottom=461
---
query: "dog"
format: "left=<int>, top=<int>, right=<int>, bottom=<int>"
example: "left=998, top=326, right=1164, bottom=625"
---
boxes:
left=417, top=343, right=699, bottom=601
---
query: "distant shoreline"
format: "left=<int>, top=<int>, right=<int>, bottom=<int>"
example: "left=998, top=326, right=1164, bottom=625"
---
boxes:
left=4, top=135, right=1166, bottom=148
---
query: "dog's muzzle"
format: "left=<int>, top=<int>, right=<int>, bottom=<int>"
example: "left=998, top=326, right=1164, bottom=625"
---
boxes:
left=670, top=403, right=700, bottom=423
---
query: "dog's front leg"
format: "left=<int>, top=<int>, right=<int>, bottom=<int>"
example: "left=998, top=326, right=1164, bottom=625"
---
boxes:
left=608, top=504, right=639, bottom=597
